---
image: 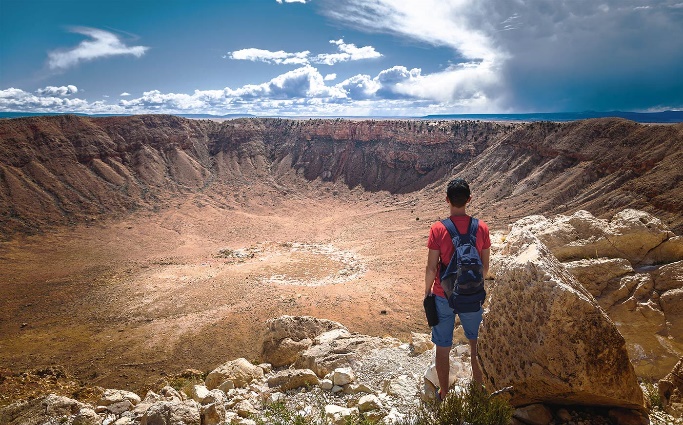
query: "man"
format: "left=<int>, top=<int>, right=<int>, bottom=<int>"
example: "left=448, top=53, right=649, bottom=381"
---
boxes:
left=425, top=178, right=491, bottom=400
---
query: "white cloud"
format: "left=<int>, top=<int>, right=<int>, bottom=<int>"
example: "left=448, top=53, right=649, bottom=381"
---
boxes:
left=48, top=27, right=148, bottom=70
left=35, top=85, right=78, bottom=96
left=1, top=59, right=501, bottom=116
left=313, top=39, right=382, bottom=65
left=228, top=39, right=381, bottom=66
left=276, top=0, right=308, bottom=3
left=0, top=87, right=90, bottom=111
left=228, top=48, right=310, bottom=65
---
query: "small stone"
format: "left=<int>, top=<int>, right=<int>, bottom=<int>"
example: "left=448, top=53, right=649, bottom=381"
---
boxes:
left=332, top=367, right=355, bottom=386
left=556, top=408, right=572, bottom=422
left=106, top=400, right=133, bottom=415
left=320, top=379, right=334, bottom=390
left=72, top=407, right=101, bottom=425
left=513, top=403, right=553, bottom=425
left=234, top=400, right=258, bottom=418
left=357, top=394, right=382, bottom=412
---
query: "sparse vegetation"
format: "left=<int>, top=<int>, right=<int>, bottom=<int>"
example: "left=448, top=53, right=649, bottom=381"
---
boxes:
left=252, top=382, right=512, bottom=425
left=642, top=380, right=663, bottom=410
left=399, top=382, right=513, bottom=425
left=168, top=372, right=206, bottom=396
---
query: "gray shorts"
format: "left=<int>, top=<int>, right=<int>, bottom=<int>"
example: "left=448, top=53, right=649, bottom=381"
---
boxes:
left=431, top=295, right=483, bottom=347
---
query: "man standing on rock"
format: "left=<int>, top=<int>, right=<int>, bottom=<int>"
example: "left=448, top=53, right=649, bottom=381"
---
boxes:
left=425, top=178, right=491, bottom=400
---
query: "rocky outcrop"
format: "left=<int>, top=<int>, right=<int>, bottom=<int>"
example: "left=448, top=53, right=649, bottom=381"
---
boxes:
left=0, top=394, right=93, bottom=425
left=480, top=228, right=645, bottom=409
left=509, top=210, right=683, bottom=378
left=508, top=209, right=673, bottom=264
left=261, top=315, right=349, bottom=367
left=2, top=312, right=678, bottom=425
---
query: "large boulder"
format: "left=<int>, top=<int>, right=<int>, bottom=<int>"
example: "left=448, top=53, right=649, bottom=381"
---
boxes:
left=205, top=358, right=264, bottom=389
left=267, top=368, right=320, bottom=391
left=0, top=394, right=95, bottom=425
left=295, top=329, right=400, bottom=377
left=479, top=229, right=645, bottom=410
left=509, top=209, right=673, bottom=264
left=140, top=400, right=201, bottom=425
left=261, top=315, right=348, bottom=367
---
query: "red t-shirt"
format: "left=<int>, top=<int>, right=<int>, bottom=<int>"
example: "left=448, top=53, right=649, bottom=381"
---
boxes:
left=427, top=215, right=491, bottom=298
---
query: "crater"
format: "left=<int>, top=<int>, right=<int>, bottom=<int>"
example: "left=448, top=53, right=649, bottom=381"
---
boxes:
left=217, top=242, right=366, bottom=286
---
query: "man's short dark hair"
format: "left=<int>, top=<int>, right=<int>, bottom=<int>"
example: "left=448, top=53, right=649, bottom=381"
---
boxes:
left=447, top=178, right=471, bottom=207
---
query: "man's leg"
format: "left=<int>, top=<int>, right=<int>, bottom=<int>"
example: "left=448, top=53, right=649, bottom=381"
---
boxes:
left=431, top=296, right=455, bottom=398
left=469, top=338, right=482, bottom=384
left=435, top=345, right=451, bottom=399
left=459, top=307, right=484, bottom=384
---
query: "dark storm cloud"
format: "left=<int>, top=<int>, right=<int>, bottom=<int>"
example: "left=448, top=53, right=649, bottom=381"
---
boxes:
left=475, top=0, right=683, bottom=111
left=322, top=0, right=683, bottom=111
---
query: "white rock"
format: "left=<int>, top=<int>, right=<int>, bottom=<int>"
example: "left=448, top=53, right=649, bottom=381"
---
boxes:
left=383, top=375, right=417, bottom=399
left=320, top=379, right=334, bottom=390
left=381, top=408, right=406, bottom=424
left=332, top=367, right=355, bottom=386
left=344, top=383, right=375, bottom=394
left=325, top=405, right=359, bottom=425
left=267, top=368, right=320, bottom=391
left=205, top=358, right=264, bottom=389
left=357, top=394, right=382, bottom=412
left=106, top=400, right=133, bottom=415
left=191, top=385, right=210, bottom=404
left=140, top=400, right=200, bottom=425
left=73, top=407, right=102, bottom=425
left=409, top=332, right=434, bottom=356
left=99, top=389, right=141, bottom=406
left=200, top=402, right=226, bottom=425
left=234, top=400, right=258, bottom=418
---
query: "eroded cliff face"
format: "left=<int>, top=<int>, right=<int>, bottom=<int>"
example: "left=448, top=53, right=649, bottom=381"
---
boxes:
left=0, top=115, right=681, bottom=238
left=0, top=115, right=506, bottom=236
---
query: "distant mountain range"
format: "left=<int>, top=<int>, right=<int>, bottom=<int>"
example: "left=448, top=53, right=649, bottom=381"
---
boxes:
left=0, top=110, right=681, bottom=123
left=423, top=110, right=683, bottom=123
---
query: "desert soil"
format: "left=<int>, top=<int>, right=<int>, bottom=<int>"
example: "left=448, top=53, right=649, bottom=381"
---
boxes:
left=0, top=182, right=448, bottom=395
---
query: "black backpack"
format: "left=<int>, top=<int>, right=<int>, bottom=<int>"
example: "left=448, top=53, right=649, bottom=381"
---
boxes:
left=439, top=217, right=486, bottom=312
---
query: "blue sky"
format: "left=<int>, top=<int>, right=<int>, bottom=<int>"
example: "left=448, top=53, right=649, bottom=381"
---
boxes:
left=1, top=0, right=682, bottom=116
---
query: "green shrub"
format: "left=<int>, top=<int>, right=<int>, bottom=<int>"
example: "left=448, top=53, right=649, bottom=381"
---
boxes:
left=398, top=382, right=513, bottom=425
left=255, top=401, right=311, bottom=425
left=642, top=381, right=663, bottom=410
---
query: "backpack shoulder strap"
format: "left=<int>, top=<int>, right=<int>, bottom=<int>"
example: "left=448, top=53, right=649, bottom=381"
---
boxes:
left=440, top=218, right=459, bottom=238
left=468, top=217, right=479, bottom=243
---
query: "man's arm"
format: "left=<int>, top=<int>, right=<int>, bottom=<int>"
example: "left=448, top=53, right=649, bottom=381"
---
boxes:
left=425, top=249, right=440, bottom=297
left=481, top=248, right=490, bottom=278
